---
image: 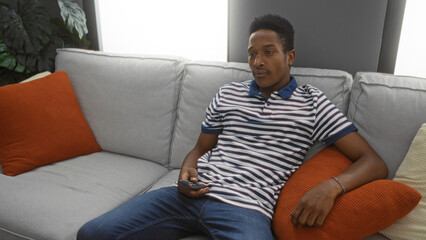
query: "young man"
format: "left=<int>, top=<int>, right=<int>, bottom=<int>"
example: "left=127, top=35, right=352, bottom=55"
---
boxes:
left=77, top=14, right=388, bottom=240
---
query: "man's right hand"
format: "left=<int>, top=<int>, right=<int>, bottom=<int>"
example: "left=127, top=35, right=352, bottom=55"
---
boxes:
left=178, top=167, right=209, bottom=198
left=178, top=133, right=217, bottom=198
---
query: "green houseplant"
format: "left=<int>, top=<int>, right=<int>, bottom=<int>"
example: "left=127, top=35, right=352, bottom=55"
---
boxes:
left=0, top=0, right=90, bottom=86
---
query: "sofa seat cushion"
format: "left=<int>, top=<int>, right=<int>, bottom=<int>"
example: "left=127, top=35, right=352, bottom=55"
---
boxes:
left=0, top=151, right=168, bottom=240
left=148, top=168, right=181, bottom=191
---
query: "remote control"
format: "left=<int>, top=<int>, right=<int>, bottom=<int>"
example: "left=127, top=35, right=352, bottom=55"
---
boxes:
left=178, top=180, right=207, bottom=190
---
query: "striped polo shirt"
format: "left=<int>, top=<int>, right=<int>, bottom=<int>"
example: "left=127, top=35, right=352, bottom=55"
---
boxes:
left=197, top=77, right=357, bottom=219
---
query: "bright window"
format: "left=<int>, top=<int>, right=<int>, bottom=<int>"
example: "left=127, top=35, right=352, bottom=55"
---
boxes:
left=95, top=0, right=228, bottom=62
left=394, top=0, right=426, bottom=78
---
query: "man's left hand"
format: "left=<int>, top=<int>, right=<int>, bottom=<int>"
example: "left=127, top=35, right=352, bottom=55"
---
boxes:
left=290, top=178, right=342, bottom=227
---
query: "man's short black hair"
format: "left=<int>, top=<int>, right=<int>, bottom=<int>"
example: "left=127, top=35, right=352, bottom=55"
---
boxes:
left=249, top=14, right=295, bottom=52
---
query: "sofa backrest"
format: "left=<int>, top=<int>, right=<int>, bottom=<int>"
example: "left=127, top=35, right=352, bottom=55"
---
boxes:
left=55, top=48, right=353, bottom=168
left=348, top=72, right=426, bottom=178
left=169, top=61, right=253, bottom=168
left=55, top=48, right=185, bottom=165
left=169, top=63, right=353, bottom=168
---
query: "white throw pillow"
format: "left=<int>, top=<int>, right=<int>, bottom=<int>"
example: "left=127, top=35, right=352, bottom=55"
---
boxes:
left=380, top=123, right=426, bottom=239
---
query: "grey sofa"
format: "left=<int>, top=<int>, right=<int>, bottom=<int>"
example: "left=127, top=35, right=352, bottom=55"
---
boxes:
left=1, top=48, right=425, bottom=240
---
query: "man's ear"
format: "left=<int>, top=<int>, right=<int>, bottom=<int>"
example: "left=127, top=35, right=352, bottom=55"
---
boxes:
left=288, top=50, right=296, bottom=66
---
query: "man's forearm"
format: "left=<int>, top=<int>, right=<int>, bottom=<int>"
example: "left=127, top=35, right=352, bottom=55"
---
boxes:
left=178, top=132, right=218, bottom=198
left=333, top=132, right=388, bottom=193
left=179, top=132, right=219, bottom=180
left=181, top=148, right=204, bottom=169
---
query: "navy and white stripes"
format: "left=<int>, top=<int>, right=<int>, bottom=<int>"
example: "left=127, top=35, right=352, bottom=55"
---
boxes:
left=197, top=78, right=356, bottom=219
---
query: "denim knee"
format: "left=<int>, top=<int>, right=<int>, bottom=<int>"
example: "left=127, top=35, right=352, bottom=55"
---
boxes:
left=77, top=219, right=115, bottom=240
left=76, top=221, right=94, bottom=240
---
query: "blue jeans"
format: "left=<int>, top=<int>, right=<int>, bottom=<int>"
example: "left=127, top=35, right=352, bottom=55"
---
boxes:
left=77, top=186, right=273, bottom=240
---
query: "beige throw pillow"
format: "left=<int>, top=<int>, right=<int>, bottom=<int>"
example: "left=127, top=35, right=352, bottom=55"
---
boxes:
left=20, top=71, right=51, bottom=83
left=380, top=123, right=426, bottom=239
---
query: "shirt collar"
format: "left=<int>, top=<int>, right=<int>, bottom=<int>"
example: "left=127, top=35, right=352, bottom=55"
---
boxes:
left=248, top=77, right=298, bottom=99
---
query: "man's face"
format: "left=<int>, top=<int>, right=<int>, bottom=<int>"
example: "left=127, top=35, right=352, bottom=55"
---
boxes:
left=248, top=29, right=295, bottom=96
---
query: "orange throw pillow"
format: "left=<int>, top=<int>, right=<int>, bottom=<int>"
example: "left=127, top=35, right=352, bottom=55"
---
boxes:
left=0, top=71, right=101, bottom=176
left=273, top=147, right=422, bottom=240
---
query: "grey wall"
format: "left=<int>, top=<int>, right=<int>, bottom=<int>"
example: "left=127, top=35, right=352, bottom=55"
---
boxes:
left=378, top=0, right=406, bottom=74
left=229, top=0, right=388, bottom=75
left=83, top=0, right=100, bottom=50
left=3, top=0, right=403, bottom=75
left=80, top=0, right=405, bottom=75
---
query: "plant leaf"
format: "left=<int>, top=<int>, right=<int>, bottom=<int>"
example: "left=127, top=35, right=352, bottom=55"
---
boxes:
left=0, top=2, right=51, bottom=55
left=0, top=2, right=10, bottom=8
left=0, top=67, right=29, bottom=86
left=58, top=0, right=88, bottom=39
left=36, top=36, right=63, bottom=72
left=15, top=36, right=63, bottom=73
left=0, top=41, right=18, bottom=70
left=51, top=17, right=90, bottom=48
left=0, top=41, right=26, bottom=72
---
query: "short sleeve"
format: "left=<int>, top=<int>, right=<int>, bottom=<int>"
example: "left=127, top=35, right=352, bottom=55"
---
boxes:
left=311, top=89, right=357, bottom=145
left=201, top=89, right=224, bottom=134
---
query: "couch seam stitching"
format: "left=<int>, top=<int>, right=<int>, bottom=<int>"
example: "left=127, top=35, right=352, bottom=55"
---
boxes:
left=0, top=227, right=35, bottom=240
left=167, top=62, right=190, bottom=169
